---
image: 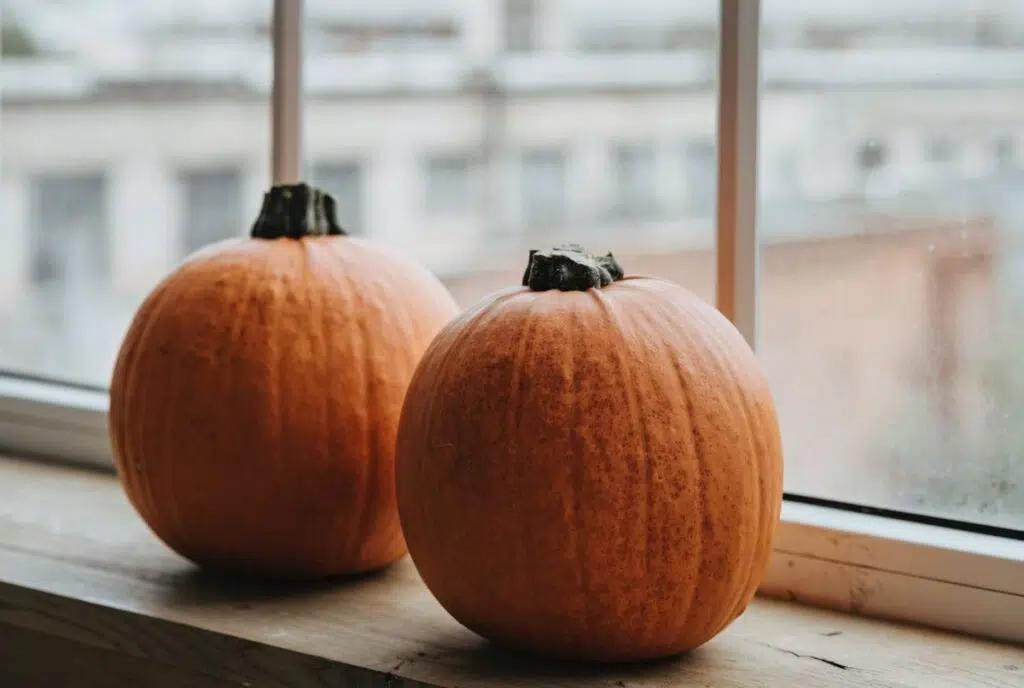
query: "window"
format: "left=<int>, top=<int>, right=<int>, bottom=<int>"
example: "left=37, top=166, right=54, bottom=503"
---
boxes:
left=855, top=138, right=889, bottom=200
left=1, top=0, right=1021, bottom=647
left=994, top=135, right=1016, bottom=171
left=856, top=139, right=888, bottom=173
left=180, top=168, right=244, bottom=256
left=683, top=139, right=717, bottom=215
left=16, top=173, right=110, bottom=384
left=424, top=155, right=475, bottom=214
left=520, top=149, right=568, bottom=228
left=759, top=1, right=1022, bottom=534
left=0, top=4, right=269, bottom=393
left=310, top=162, right=365, bottom=235
left=928, top=135, right=957, bottom=165
left=505, top=0, right=537, bottom=53
left=30, top=173, right=107, bottom=287
left=611, top=143, right=659, bottom=218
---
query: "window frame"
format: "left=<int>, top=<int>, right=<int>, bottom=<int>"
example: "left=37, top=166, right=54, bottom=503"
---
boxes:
left=0, top=0, right=1021, bottom=646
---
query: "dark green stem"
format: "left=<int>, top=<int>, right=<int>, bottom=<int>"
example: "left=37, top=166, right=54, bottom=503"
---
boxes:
left=250, top=183, right=346, bottom=239
left=521, top=244, right=624, bottom=292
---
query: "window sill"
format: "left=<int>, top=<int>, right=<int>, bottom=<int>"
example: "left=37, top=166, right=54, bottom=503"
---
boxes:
left=0, top=455, right=1018, bottom=688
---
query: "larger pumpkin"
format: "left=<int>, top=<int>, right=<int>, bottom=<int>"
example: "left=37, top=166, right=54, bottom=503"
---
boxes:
left=396, top=245, right=784, bottom=662
left=109, top=184, right=459, bottom=579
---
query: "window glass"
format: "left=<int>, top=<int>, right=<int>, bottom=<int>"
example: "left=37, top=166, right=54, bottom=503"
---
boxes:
left=5, top=1, right=1020, bottom=532
left=1, top=2, right=720, bottom=400
left=1, top=2, right=270, bottom=386
left=301, top=2, right=718, bottom=307
left=761, top=0, right=1024, bottom=528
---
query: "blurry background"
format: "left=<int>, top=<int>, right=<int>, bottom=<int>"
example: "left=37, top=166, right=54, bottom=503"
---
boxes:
left=1, top=0, right=1022, bottom=527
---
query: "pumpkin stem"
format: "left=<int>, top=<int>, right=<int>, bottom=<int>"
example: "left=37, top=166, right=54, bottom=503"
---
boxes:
left=250, top=183, right=347, bottom=239
left=521, top=244, right=624, bottom=292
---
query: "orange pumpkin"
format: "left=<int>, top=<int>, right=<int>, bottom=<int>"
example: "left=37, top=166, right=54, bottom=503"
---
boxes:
left=109, top=184, right=459, bottom=579
left=396, top=244, right=784, bottom=662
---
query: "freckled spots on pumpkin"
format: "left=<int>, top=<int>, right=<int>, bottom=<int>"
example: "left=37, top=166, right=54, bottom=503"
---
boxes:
left=396, top=250, right=784, bottom=663
left=108, top=185, right=460, bottom=580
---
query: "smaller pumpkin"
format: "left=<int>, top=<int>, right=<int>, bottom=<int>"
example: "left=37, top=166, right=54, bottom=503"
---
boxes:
left=396, top=244, right=784, bottom=662
left=109, top=183, right=459, bottom=579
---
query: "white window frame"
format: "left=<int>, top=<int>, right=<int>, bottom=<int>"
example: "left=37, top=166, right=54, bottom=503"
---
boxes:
left=0, top=0, right=1021, bottom=646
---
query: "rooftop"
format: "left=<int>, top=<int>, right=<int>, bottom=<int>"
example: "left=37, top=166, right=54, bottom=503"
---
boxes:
left=3, top=0, right=1024, bottom=103
left=4, top=47, right=1024, bottom=104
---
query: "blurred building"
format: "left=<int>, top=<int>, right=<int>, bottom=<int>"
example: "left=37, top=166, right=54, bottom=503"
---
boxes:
left=3, top=0, right=1023, bottom=299
left=2, top=0, right=1023, bottom=520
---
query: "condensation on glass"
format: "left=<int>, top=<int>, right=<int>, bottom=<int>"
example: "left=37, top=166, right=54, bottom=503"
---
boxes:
left=758, top=0, right=1024, bottom=528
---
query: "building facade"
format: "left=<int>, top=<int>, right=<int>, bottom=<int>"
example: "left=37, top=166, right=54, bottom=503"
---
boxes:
left=2, top=0, right=1024, bottom=521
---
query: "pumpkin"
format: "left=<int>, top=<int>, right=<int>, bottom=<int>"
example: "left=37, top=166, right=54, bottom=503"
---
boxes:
left=395, top=244, right=784, bottom=662
left=109, top=184, right=459, bottom=579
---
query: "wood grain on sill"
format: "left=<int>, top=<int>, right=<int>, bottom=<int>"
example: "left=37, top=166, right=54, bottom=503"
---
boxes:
left=0, top=455, right=1018, bottom=688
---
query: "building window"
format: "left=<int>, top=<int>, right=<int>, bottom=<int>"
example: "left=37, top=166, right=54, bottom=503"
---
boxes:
left=927, top=136, right=957, bottom=165
left=994, top=135, right=1016, bottom=171
left=612, top=143, right=659, bottom=218
left=311, top=162, right=364, bottom=235
left=521, top=148, right=566, bottom=227
left=505, top=0, right=537, bottom=53
left=180, top=168, right=243, bottom=257
left=30, top=172, right=107, bottom=287
left=683, top=139, right=716, bottom=216
left=424, top=155, right=474, bottom=214
left=856, top=139, right=888, bottom=172
left=774, top=150, right=802, bottom=202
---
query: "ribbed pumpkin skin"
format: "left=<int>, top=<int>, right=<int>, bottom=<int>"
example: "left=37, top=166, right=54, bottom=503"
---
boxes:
left=109, top=236, right=459, bottom=579
left=396, top=276, right=784, bottom=662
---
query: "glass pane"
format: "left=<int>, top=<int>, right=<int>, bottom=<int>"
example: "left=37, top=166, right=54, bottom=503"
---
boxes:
left=1, top=2, right=718, bottom=388
left=304, top=0, right=719, bottom=309
left=761, top=1, right=1024, bottom=529
left=1, top=3, right=270, bottom=386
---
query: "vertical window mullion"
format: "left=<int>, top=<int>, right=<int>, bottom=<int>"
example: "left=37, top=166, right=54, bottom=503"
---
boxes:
left=715, top=0, right=762, bottom=350
left=271, top=0, right=304, bottom=185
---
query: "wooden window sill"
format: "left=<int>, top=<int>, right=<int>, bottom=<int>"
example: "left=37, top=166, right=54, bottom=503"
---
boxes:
left=0, top=456, right=1018, bottom=688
